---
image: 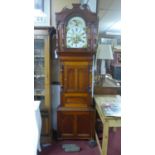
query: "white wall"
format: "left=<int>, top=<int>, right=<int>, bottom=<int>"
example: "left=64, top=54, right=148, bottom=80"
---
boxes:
left=80, top=0, right=97, bottom=13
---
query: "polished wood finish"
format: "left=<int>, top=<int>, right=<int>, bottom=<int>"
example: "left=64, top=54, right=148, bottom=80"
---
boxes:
left=58, top=55, right=95, bottom=139
left=110, top=49, right=121, bottom=81
left=40, top=109, right=51, bottom=144
left=34, top=28, right=52, bottom=144
left=111, top=49, right=121, bottom=65
left=56, top=4, right=98, bottom=139
left=94, top=77, right=121, bottom=95
left=57, top=107, right=95, bottom=139
left=94, top=86, right=118, bottom=95
left=60, top=58, right=93, bottom=108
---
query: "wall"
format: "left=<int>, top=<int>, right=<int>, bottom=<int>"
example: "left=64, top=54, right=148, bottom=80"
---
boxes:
left=80, top=0, right=97, bottom=13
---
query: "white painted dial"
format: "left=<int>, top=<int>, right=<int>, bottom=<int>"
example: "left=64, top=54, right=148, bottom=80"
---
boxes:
left=66, top=27, right=87, bottom=48
left=66, top=16, right=87, bottom=48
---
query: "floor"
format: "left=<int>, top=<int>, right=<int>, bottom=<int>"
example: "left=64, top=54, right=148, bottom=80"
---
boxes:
left=38, top=127, right=121, bottom=155
left=39, top=140, right=100, bottom=155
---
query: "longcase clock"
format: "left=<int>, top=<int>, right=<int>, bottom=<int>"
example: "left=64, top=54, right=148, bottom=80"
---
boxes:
left=56, top=3, right=98, bottom=139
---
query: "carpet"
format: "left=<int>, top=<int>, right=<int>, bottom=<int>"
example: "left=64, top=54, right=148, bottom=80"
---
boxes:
left=39, top=140, right=100, bottom=155
left=39, top=128, right=121, bottom=155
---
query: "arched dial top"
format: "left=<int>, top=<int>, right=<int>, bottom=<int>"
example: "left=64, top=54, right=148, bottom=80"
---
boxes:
left=66, top=16, right=87, bottom=48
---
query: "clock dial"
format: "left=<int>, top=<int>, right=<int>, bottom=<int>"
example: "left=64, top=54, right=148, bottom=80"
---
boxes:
left=66, top=27, right=87, bottom=48
left=66, top=17, right=87, bottom=48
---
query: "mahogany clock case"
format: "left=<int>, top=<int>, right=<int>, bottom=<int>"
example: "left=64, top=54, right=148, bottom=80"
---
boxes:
left=56, top=4, right=98, bottom=140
